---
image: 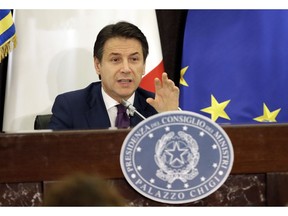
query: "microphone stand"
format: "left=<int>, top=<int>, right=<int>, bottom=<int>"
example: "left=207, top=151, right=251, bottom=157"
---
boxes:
left=121, top=99, right=146, bottom=120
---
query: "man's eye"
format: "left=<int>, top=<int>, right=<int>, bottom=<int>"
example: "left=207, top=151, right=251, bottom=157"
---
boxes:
left=131, top=57, right=139, bottom=61
left=111, top=58, right=119, bottom=62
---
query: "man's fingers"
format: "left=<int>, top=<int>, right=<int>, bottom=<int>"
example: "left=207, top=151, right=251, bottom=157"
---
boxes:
left=162, top=72, right=177, bottom=91
left=146, top=97, right=156, bottom=108
left=154, top=77, right=162, bottom=91
left=161, top=72, right=169, bottom=88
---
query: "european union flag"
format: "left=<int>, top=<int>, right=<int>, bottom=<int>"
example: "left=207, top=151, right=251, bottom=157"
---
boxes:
left=180, top=10, right=288, bottom=124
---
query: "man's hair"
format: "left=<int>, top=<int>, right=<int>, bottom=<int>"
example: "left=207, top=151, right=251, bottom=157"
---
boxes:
left=93, top=21, right=149, bottom=62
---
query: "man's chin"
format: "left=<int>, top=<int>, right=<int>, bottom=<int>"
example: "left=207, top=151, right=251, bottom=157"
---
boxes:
left=118, top=91, right=134, bottom=100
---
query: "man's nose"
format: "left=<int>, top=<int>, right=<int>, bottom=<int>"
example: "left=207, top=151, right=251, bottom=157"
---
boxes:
left=120, top=59, right=131, bottom=73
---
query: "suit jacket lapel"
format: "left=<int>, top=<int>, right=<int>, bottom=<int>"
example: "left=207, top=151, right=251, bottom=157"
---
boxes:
left=131, top=90, right=155, bottom=127
left=85, top=83, right=111, bottom=129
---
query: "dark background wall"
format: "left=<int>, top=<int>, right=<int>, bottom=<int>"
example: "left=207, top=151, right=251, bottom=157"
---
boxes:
left=0, top=10, right=188, bottom=131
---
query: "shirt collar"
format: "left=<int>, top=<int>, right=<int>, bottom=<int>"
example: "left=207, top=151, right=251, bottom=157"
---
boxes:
left=101, top=87, right=135, bottom=110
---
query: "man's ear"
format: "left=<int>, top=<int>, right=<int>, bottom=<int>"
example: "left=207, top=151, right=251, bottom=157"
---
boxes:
left=142, top=64, right=146, bottom=75
left=94, top=58, right=101, bottom=75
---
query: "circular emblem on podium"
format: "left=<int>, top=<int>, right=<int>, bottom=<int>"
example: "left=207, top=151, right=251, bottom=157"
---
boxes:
left=120, top=111, right=234, bottom=204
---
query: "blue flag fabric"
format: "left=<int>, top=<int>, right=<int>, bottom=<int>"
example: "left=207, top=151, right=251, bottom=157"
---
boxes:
left=0, top=9, right=16, bottom=62
left=180, top=10, right=288, bottom=124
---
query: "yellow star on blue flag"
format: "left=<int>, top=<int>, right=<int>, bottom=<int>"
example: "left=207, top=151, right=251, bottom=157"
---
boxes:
left=201, top=95, right=231, bottom=122
left=180, top=66, right=189, bottom=87
left=253, top=103, right=281, bottom=122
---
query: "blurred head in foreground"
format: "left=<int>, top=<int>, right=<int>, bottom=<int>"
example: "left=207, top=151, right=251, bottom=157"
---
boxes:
left=43, top=173, right=126, bottom=206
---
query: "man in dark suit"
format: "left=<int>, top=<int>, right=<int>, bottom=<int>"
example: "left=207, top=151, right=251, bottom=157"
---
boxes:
left=49, top=21, right=179, bottom=130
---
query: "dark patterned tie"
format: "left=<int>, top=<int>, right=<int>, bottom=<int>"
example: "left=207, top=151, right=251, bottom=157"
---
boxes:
left=115, top=104, right=130, bottom=128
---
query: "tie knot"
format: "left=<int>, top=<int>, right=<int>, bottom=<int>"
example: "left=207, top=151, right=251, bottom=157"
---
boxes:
left=117, top=104, right=127, bottom=114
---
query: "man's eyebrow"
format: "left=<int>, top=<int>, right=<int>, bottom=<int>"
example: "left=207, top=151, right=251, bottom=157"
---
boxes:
left=109, top=52, right=121, bottom=56
left=130, top=52, right=140, bottom=56
left=109, top=52, right=140, bottom=56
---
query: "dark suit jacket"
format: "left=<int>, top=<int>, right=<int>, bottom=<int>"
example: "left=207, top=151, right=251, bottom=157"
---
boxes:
left=48, top=82, right=157, bottom=130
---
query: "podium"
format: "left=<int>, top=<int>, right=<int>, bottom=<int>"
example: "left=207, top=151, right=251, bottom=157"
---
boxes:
left=1, top=124, right=288, bottom=206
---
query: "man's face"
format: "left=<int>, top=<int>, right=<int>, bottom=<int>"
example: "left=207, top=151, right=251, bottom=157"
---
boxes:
left=94, top=37, right=146, bottom=102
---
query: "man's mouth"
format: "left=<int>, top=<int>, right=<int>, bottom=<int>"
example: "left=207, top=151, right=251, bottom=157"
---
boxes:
left=118, top=79, right=132, bottom=83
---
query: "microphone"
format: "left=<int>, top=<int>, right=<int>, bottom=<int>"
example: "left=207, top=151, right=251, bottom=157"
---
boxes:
left=121, top=99, right=146, bottom=120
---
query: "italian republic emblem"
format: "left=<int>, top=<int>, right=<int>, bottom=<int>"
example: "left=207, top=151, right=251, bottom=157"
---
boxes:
left=120, top=111, right=234, bottom=204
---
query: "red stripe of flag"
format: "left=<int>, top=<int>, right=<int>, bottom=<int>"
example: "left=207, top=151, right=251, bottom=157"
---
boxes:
left=139, top=61, right=164, bottom=92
